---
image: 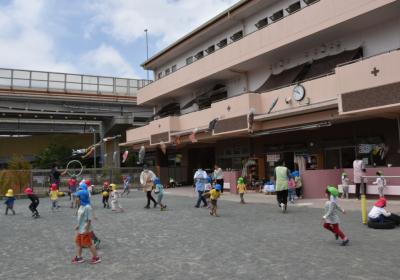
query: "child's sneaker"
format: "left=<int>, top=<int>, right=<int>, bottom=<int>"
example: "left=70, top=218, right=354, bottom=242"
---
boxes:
left=90, top=256, right=101, bottom=264
left=71, top=256, right=85, bottom=264
left=341, top=239, right=349, bottom=246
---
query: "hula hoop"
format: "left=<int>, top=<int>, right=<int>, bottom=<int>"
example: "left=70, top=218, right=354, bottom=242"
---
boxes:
left=66, top=160, right=83, bottom=177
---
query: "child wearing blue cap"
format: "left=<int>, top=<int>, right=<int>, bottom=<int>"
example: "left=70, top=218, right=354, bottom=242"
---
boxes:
left=204, top=184, right=222, bottom=217
left=153, top=178, right=167, bottom=211
left=72, top=183, right=101, bottom=264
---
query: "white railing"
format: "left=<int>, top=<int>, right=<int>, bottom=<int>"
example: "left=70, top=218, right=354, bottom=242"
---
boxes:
left=0, top=68, right=152, bottom=97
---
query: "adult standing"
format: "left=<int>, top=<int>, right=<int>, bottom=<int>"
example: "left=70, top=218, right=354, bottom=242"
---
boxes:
left=50, top=163, right=67, bottom=189
left=194, top=167, right=208, bottom=208
left=213, top=164, right=224, bottom=193
left=274, top=161, right=290, bottom=212
left=140, top=165, right=157, bottom=208
left=353, top=155, right=366, bottom=200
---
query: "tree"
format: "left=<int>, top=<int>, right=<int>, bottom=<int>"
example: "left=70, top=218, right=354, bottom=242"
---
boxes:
left=34, top=143, right=72, bottom=168
left=0, top=155, right=31, bottom=194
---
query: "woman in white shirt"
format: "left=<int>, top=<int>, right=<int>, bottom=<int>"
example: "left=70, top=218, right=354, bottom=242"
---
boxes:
left=367, top=198, right=400, bottom=229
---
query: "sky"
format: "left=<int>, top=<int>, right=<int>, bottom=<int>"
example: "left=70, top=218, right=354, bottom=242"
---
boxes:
left=0, top=0, right=239, bottom=79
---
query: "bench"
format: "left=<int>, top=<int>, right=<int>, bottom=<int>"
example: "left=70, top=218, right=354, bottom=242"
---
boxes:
left=338, top=184, right=400, bottom=195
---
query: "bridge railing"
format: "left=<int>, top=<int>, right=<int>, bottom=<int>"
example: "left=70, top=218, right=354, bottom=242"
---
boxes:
left=0, top=68, right=152, bottom=97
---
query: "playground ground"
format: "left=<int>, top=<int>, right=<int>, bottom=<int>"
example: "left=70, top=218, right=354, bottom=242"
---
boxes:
left=1, top=187, right=399, bottom=280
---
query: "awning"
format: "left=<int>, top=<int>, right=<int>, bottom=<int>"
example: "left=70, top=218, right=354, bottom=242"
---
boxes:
left=255, top=63, right=309, bottom=93
left=302, top=47, right=363, bottom=80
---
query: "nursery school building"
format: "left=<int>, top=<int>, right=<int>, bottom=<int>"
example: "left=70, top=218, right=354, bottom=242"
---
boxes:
left=121, top=0, right=400, bottom=198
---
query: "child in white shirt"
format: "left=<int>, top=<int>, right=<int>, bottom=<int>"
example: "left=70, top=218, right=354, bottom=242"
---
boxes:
left=341, top=172, right=350, bottom=199
left=373, top=171, right=386, bottom=198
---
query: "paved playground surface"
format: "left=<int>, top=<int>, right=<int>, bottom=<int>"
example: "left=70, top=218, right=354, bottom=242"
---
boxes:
left=1, top=189, right=399, bottom=280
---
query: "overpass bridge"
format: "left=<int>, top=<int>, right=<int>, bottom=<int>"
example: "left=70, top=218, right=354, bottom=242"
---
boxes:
left=0, top=68, right=153, bottom=167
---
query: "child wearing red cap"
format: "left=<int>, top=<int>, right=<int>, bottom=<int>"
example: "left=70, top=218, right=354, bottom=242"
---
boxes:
left=101, top=181, right=110, bottom=208
left=24, top=187, right=40, bottom=218
left=322, top=186, right=349, bottom=246
left=367, top=198, right=400, bottom=229
left=49, top=183, right=59, bottom=211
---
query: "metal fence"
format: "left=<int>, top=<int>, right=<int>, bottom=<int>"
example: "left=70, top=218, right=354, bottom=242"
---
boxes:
left=0, top=68, right=152, bottom=97
left=0, top=166, right=190, bottom=195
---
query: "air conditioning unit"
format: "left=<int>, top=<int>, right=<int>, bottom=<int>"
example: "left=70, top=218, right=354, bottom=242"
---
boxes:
left=255, top=17, right=268, bottom=29
left=230, top=30, right=243, bottom=42
left=269, top=10, right=283, bottom=22
left=286, top=2, right=301, bottom=14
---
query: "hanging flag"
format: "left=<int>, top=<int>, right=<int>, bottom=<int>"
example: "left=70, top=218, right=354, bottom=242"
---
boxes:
left=160, top=141, right=167, bottom=155
left=208, top=118, right=218, bottom=132
left=137, top=145, right=145, bottom=164
left=189, top=128, right=198, bottom=143
left=247, top=108, right=256, bottom=133
left=122, top=150, right=129, bottom=163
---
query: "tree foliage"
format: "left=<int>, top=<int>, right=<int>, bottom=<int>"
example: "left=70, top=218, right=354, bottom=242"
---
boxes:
left=34, top=143, right=72, bottom=168
left=0, top=155, right=32, bottom=194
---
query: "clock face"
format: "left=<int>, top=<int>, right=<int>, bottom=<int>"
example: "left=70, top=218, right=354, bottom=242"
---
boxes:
left=293, top=85, right=305, bottom=101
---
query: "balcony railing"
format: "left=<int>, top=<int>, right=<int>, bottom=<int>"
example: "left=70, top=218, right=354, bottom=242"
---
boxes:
left=0, top=68, right=152, bottom=97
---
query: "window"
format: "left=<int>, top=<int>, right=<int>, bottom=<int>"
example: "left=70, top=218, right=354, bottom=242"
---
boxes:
left=186, top=56, right=193, bottom=65
left=217, top=38, right=228, bottom=48
left=165, top=68, right=170, bottom=76
left=269, top=10, right=284, bottom=22
left=304, top=0, right=318, bottom=5
left=157, top=72, right=162, bottom=79
left=230, top=30, right=243, bottom=42
left=255, top=17, right=268, bottom=29
left=286, top=2, right=301, bottom=14
left=171, top=65, right=177, bottom=72
left=205, top=45, right=215, bottom=54
left=194, top=51, right=204, bottom=60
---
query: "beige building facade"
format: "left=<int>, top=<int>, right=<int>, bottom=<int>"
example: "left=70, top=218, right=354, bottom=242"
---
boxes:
left=123, top=0, right=400, bottom=195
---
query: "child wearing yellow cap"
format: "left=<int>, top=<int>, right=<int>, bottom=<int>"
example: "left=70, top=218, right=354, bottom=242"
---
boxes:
left=110, top=184, right=123, bottom=212
left=236, top=177, right=247, bottom=204
left=4, top=189, right=16, bottom=215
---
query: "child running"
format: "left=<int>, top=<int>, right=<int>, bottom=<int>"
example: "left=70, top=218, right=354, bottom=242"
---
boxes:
left=71, top=182, right=101, bottom=264
left=121, top=175, right=131, bottom=197
left=322, top=186, right=349, bottom=246
left=24, top=187, right=40, bottom=218
left=101, top=181, right=110, bottom=209
left=110, top=184, right=123, bottom=212
left=153, top=178, right=167, bottom=210
left=4, top=189, right=16, bottom=215
left=204, top=176, right=213, bottom=208
left=207, top=184, right=222, bottom=217
left=341, top=172, right=350, bottom=199
left=288, top=175, right=296, bottom=203
left=237, top=177, right=247, bottom=204
left=67, top=175, right=78, bottom=208
left=49, top=183, right=59, bottom=211
left=373, top=171, right=386, bottom=198
left=293, top=171, right=303, bottom=199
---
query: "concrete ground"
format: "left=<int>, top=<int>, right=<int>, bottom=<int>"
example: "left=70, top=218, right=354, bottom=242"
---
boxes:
left=1, top=188, right=399, bottom=280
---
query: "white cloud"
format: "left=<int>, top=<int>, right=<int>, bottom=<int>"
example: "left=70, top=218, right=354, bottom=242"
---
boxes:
left=80, top=44, right=138, bottom=78
left=85, top=0, right=239, bottom=47
left=0, top=0, right=76, bottom=72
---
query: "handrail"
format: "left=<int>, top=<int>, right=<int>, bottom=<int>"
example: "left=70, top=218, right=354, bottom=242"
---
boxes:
left=0, top=67, right=153, bottom=97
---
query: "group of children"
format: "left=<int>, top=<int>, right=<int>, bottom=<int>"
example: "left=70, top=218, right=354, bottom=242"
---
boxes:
left=341, top=170, right=387, bottom=198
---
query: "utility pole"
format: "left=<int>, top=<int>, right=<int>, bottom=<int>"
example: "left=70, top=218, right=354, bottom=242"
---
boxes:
left=144, top=29, right=149, bottom=80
